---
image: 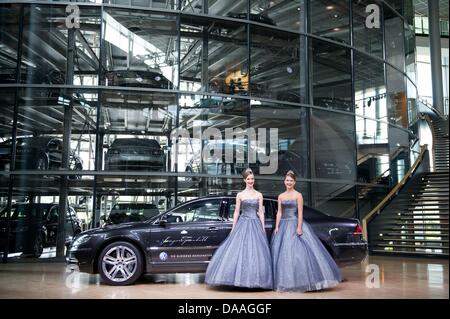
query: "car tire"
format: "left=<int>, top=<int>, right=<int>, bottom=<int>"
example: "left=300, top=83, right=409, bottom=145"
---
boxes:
left=98, top=241, right=143, bottom=286
left=28, top=234, right=44, bottom=258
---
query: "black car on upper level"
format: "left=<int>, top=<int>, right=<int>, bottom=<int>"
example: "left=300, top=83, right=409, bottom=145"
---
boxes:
left=67, top=195, right=367, bottom=285
left=105, top=68, right=173, bottom=89
left=104, top=138, right=165, bottom=171
left=0, top=203, right=82, bottom=257
left=0, top=137, right=83, bottom=177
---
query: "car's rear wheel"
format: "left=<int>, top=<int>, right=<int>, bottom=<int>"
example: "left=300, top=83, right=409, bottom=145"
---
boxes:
left=27, top=234, right=43, bottom=258
left=98, top=241, right=143, bottom=286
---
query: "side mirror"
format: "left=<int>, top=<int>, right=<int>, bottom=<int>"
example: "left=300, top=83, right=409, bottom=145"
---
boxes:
left=159, top=219, right=167, bottom=227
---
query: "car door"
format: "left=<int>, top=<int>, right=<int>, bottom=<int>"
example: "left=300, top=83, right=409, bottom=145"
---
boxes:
left=147, top=197, right=228, bottom=273
left=224, top=197, right=275, bottom=241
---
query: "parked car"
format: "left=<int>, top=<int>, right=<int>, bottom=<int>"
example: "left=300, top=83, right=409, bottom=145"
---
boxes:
left=105, top=68, right=173, bottom=89
left=107, top=203, right=160, bottom=224
left=0, top=137, right=83, bottom=177
left=67, top=195, right=367, bottom=285
left=227, top=12, right=276, bottom=26
left=104, top=138, right=165, bottom=171
left=0, top=203, right=82, bottom=257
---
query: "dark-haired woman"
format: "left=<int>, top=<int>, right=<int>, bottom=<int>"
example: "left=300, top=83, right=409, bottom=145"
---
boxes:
left=271, top=170, right=342, bottom=292
left=205, top=168, right=273, bottom=289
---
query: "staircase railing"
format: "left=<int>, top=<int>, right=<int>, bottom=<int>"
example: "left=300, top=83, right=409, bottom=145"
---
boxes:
left=362, top=144, right=428, bottom=241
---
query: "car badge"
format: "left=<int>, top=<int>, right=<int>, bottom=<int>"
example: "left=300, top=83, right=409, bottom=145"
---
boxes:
left=159, top=252, right=168, bottom=261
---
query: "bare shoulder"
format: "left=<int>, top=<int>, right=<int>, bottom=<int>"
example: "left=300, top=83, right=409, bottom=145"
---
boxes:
left=236, top=192, right=243, bottom=200
left=296, top=191, right=304, bottom=201
left=256, top=190, right=263, bottom=199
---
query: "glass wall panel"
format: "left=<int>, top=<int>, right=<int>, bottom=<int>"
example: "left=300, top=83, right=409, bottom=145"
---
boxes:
left=176, top=94, right=248, bottom=176
left=21, top=5, right=68, bottom=85
left=100, top=90, right=177, bottom=172
left=0, top=89, right=15, bottom=172
left=104, top=0, right=178, bottom=10
left=207, top=0, right=248, bottom=18
left=179, top=16, right=247, bottom=95
left=250, top=0, right=306, bottom=32
left=250, top=27, right=305, bottom=103
left=312, top=38, right=352, bottom=111
left=310, top=0, right=350, bottom=44
left=102, top=8, right=178, bottom=89
left=407, top=79, right=418, bottom=126
left=386, top=65, right=407, bottom=127
left=352, top=0, right=383, bottom=58
left=388, top=126, right=410, bottom=185
left=0, top=4, right=20, bottom=84
left=313, top=182, right=356, bottom=218
left=404, top=23, right=416, bottom=81
left=312, top=109, right=356, bottom=182
left=14, top=88, right=97, bottom=174
left=384, top=5, right=405, bottom=72
left=356, top=116, right=389, bottom=184
left=354, top=52, right=387, bottom=121
left=249, top=100, right=308, bottom=178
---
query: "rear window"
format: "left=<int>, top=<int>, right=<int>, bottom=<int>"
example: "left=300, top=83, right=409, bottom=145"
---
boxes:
left=111, top=138, right=161, bottom=149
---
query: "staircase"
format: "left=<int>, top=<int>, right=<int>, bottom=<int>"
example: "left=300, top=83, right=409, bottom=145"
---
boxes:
left=368, top=115, right=449, bottom=257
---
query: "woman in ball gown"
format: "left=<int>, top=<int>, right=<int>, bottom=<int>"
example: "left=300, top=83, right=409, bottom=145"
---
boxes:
left=205, top=168, right=273, bottom=289
left=271, top=170, right=342, bottom=292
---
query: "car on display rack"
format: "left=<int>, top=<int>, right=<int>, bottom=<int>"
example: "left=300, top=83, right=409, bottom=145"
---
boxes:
left=67, top=195, right=368, bottom=285
left=104, top=138, right=166, bottom=171
left=0, top=137, right=83, bottom=177
left=0, top=203, right=82, bottom=258
left=105, top=68, right=173, bottom=89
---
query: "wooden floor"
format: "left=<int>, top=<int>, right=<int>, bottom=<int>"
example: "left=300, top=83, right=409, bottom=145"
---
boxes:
left=0, top=256, right=448, bottom=299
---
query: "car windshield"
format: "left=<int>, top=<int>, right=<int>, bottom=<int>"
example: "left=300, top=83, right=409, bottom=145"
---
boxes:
left=111, top=139, right=161, bottom=149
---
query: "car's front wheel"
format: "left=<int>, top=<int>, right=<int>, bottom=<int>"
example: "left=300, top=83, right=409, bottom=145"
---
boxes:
left=98, top=241, right=143, bottom=286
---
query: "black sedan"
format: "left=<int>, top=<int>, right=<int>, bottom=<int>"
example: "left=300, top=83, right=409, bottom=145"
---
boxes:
left=67, top=196, right=367, bottom=285
left=0, top=137, right=83, bottom=174
left=104, top=138, right=165, bottom=171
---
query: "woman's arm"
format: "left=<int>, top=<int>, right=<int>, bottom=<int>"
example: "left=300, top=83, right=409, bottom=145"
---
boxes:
left=297, top=193, right=304, bottom=236
left=231, top=193, right=241, bottom=231
left=274, top=194, right=282, bottom=234
left=258, top=193, right=265, bottom=232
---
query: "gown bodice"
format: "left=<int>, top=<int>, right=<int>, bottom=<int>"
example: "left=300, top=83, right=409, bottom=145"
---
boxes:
left=240, top=198, right=259, bottom=219
left=281, top=199, right=298, bottom=219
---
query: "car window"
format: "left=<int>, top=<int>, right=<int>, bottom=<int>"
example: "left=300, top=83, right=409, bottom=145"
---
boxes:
left=164, top=199, right=222, bottom=223
left=47, top=207, right=59, bottom=223
left=226, top=198, right=274, bottom=220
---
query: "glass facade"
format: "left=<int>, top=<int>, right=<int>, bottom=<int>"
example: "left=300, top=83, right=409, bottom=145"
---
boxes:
left=0, top=0, right=417, bottom=260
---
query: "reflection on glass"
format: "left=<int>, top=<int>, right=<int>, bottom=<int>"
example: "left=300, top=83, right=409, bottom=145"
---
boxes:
left=312, top=109, right=356, bottom=182
left=250, top=27, right=304, bottom=103
left=352, top=0, right=383, bottom=58
left=310, top=0, right=350, bottom=44
left=176, top=94, right=248, bottom=176
left=105, top=0, right=177, bottom=10
left=388, top=126, right=410, bottom=185
left=0, top=90, right=15, bottom=172
left=384, top=5, right=405, bottom=72
left=0, top=4, right=20, bottom=84
left=250, top=0, right=305, bottom=32
left=100, top=91, right=176, bottom=172
left=250, top=100, right=308, bottom=178
left=102, top=9, right=178, bottom=89
left=312, top=39, right=352, bottom=111
left=354, top=53, right=387, bottom=122
left=313, top=183, right=356, bottom=218
left=386, top=65, right=408, bottom=127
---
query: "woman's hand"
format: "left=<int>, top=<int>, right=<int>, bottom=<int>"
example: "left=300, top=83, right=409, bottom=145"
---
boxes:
left=296, top=227, right=303, bottom=236
left=273, top=227, right=279, bottom=234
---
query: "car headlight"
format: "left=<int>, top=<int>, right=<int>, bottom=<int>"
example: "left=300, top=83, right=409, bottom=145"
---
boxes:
left=71, top=234, right=91, bottom=249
